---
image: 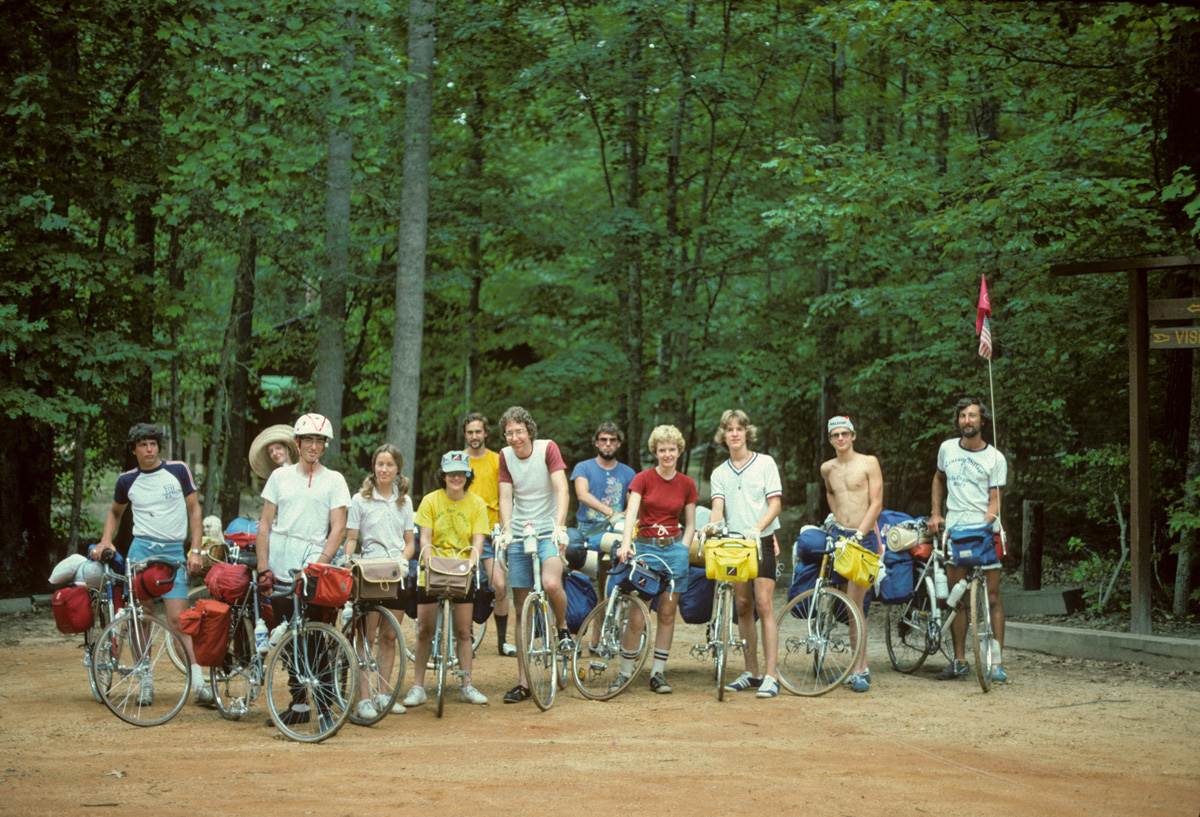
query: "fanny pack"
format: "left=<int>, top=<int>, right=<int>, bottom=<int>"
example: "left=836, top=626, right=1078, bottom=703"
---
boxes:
left=619, top=555, right=672, bottom=600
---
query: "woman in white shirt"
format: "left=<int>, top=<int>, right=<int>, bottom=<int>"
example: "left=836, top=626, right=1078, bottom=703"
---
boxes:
left=345, top=444, right=415, bottom=718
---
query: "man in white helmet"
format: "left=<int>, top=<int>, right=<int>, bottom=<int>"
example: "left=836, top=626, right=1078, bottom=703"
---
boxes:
left=255, top=412, right=352, bottom=727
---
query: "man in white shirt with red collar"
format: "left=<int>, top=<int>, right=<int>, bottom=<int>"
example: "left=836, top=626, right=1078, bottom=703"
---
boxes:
left=496, top=405, right=570, bottom=703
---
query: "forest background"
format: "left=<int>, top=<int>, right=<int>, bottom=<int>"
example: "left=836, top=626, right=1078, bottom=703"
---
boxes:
left=3, top=0, right=1199, bottom=626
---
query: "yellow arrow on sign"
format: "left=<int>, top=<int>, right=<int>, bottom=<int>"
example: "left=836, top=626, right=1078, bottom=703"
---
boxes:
left=1191, top=304, right=1200, bottom=313
left=1152, top=332, right=1170, bottom=343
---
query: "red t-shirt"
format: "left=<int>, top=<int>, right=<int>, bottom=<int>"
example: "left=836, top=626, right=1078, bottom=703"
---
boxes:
left=629, top=468, right=697, bottom=538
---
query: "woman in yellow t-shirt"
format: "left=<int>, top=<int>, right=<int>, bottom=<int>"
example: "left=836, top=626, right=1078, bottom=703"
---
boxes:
left=402, top=451, right=490, bottom=707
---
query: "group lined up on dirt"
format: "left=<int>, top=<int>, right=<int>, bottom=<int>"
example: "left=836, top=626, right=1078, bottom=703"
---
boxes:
left=61, top=395, right=1008, bottom=735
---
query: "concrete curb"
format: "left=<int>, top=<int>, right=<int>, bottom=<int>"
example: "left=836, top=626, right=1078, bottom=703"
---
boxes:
left=1005, top=621, right=1200, bottom=671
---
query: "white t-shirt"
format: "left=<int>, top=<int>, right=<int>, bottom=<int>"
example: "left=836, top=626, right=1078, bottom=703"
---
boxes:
left=498, top=439, right=566, bottom=535
left=937, top=439, right=1007, bottom=530
left=261, top=464, right=351, bottom=575
left=709, top=452, right=783, bottom=536
left=347, top=488, right=413, bottom=560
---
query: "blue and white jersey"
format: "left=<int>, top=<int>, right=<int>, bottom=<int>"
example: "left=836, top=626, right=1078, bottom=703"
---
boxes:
left=113, top=461, right=197, bottom=542
left=937, top=439, right=1007, bottom=530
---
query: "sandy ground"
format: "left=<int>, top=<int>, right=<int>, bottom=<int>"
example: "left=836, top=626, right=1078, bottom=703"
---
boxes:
left=2, top=595, right=1198, bottom=817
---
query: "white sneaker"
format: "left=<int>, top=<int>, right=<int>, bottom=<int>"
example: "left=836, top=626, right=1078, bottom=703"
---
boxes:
left=138, top=677, right=154, bottom=706
left=501, top=642, right=517, bottom=657
left=756, top=675, right=780, bottom=698
left=355, top=699, right=379, bottom=720
left=193, top=683, right=214, bottom=706
left=375, top=694, right=405, bottom=714
left=460, top=685, right=488, bottom=705
left=403, top=686, right=427, bottom=707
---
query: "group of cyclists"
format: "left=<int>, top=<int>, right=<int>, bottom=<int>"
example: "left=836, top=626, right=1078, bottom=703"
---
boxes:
left=84, top=394, right=1008, bottom=725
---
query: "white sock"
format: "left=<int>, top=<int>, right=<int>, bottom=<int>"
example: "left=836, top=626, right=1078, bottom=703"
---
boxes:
left=652, top=658, right=666, bottom=675
left=190, top=665, right=204, bottom=685
left=991, top=640, right=1003, bottom=665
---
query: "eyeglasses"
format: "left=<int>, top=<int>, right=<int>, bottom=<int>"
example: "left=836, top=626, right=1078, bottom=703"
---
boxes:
left=829, top=431, right=852, bottom=439
left=504, top=429, right=528, bottom=439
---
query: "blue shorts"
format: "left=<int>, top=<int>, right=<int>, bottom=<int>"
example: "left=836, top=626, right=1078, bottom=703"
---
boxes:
left=634, top=537, right=690, bottom=594
left=506, top=534, right=562, bottom=590
left=128, top=538, right=189, bottom=600
left=481, top=536, right=495, bottom=562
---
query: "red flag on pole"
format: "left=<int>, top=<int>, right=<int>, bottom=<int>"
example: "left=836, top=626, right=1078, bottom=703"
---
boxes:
left=976, top=275, right=992, bottom=360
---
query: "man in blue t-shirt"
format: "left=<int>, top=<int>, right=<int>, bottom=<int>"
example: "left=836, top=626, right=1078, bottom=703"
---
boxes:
left=91, top=423, right=209, bottom=705
left=567, top=422, right=636, bottom=552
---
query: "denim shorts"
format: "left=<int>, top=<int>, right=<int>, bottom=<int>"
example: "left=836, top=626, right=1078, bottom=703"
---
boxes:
left=506, top=534, right=562, bottom=590
left=481, top=536, right=495, bottom=562
left=128, top=537, right=189, bottom=600
left=634, top=536, right=690, bottom=595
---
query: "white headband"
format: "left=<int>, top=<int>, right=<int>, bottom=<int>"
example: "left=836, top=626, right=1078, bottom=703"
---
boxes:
left=827, top=416, right=855, bottom=435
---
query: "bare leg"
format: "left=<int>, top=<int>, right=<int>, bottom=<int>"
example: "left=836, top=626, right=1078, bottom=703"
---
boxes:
left=733, top=582, right=760, bottom=677
left=842, top=580, right=869, bottom=675
left=753, top=576, right=779, bottom=679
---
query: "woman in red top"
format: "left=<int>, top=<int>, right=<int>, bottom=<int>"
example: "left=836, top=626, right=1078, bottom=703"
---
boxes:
left=616, top=424, right=697, bottom=694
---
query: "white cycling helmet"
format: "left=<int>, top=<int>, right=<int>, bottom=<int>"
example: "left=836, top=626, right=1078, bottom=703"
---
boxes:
left=293, top=413, right=334, bottom=440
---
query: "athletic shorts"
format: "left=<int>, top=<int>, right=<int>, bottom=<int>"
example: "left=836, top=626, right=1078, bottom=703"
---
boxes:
left=506, top=534, right=562, bottom=590
left=128, top=537, right=189, bottom=600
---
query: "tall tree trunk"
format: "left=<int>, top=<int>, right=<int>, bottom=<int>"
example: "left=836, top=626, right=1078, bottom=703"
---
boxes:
left=621, top=4, right=645, bottom=451
left=464, top=1, right=485, bottom=411
left=316, top=7, right=356, bottom=466
left=166, top=224, right=184, bottom=460
left=387, top=0, right=437, bottom=483
left=218, top=222, right=256, bottom=523
left=128, top=46, right=160, bottom=429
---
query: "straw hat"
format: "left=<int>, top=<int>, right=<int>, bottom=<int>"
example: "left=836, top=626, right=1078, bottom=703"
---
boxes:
left=249, top=424, right=299, bottom=479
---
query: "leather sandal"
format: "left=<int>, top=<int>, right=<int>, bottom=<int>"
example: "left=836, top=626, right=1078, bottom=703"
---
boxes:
left=503, top=684, right=530, bottom=703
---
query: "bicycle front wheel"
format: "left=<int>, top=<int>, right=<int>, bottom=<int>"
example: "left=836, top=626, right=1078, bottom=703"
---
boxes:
left=212, top=616, right=259, bottom=720
left=436, top=600, right=452, bottom=718
left=571, top=595, right=651, bottom=701
left=885, top=578, right=936, bottom=674
left=776, top=587, right=864, bottom=696
left=715, top=589, right=732, bottom=701
left=84, top=593, right=113, bottom=704
left=94, top=613, right=191, bottom=726
left=520, top=593, right=556, bottom=711
left=346, top=605, right=406, bottom=726
left=970, top=577, right=994, bottom=693
left=265, top=622, right=358, bottom=743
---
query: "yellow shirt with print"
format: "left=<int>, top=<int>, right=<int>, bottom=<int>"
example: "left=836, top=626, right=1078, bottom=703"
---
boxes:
left=414, top=489, right=489, bottom=560
left=465, top=448, right=500, bottom=529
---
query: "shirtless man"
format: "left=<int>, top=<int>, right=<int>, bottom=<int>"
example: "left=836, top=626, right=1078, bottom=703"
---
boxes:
left=819, top=415, right=883, bottom=692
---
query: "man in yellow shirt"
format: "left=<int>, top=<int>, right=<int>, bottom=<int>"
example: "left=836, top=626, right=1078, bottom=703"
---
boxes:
left=463, top=412, right=514, bottom=656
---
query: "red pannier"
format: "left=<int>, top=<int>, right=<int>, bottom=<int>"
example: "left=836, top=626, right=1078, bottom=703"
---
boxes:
left=303, top=562, right=353, bottom=608
left=52, top=585, right=93, bottom=635
left=205, top=562, right=252, bottom=604
left=178, top=599, right=232, bottom=666
left=132, top=562, right=176, bottom=601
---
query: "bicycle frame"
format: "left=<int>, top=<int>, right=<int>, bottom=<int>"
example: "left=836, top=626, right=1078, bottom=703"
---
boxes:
left=689, top=528, right=759, bottom=700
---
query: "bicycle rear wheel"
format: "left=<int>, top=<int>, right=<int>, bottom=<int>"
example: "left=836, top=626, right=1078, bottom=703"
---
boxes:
left=436, top=600, right=451, bottom=718
left=265, top=622, right=357, bottom=743
left=95, top=613, right=191, bottom=726
left=571, top=595, right=651, bottom=701
left=346, top=605, right=406, bottom=726
left=520, top=593, right=556, bottom=710
left=885, top=578, right=936, bottom=674
left=715, top=589, right=732, bottom=701
left=970, top=577, right=994, bottom=693
left=212, top=616, right=259, bottom=720
left=775, top=586, right=864, bottom=696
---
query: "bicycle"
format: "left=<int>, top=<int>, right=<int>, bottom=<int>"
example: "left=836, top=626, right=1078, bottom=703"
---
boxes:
left=343, top=581, right=408, bottom=725
left=884, top=526, right=996, bottom=692
left=499, top=522, right=570, bottom=711
left=414, top=557, right=482, bottom=718
left=689, top=529, right=760, bottom=701
left=569, top=550, right=657, bottom=701
left=263, top=569, right=359, bottom=742
left=774, top=526, right=867, bottom=696
left=401, top=556, right=487, bottom=665
left=90, top=557, right=192, bottom=726
left=207, top=547, right=264, bottom=721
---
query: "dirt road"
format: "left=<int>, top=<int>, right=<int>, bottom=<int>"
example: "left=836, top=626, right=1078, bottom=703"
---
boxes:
left=1, top=605, right=1197, bottom=817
